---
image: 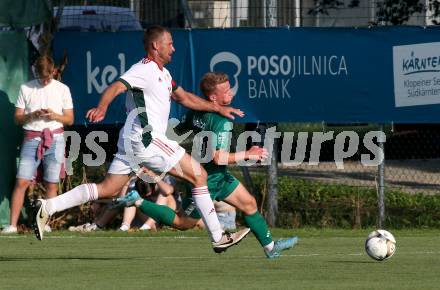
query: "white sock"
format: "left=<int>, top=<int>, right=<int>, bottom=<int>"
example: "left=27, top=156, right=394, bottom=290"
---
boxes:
left=140, top=223, right=151, bottom=230
left=264, top=241, right=275, bottom=253
left=192, top=186, right=223, bottom=242
left=46, top=183, right=98, bottom=216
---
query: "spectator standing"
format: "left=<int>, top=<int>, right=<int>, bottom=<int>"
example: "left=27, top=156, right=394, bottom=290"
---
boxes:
left=1, top=55, right=74, bottom=234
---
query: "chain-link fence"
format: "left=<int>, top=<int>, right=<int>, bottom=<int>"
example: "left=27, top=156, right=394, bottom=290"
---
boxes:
left=268, top=123, right=440, bottom=195
left=51, top=0, right=440, bottom=30
left=228, top=123, right=440, bottom=196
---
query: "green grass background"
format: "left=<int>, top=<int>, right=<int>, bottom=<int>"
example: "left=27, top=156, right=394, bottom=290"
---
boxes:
left=0, top=229, right=439, bottom=290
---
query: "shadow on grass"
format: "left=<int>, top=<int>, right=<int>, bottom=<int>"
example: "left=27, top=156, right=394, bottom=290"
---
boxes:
left=327, top=260, right=377, bottom=264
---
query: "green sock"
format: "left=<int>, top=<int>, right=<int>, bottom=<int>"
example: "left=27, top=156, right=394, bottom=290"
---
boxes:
left=138, top=200, right=176, bottom=226
left=244, top=211, right=273, bottom=247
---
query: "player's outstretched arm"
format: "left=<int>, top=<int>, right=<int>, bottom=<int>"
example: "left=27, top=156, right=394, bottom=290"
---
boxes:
left=139, top=167, right=174, bottom=196
left=155, top=179, right=174, bottom=196
left=213, top=146, right=269, bottom=165
left=172, top=86, right=244, bottom=120
left=86, top=81, right=127, bottom=123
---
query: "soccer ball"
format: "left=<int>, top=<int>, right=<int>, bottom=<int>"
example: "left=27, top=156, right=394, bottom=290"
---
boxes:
left=365, top=229, right=396, bottom=261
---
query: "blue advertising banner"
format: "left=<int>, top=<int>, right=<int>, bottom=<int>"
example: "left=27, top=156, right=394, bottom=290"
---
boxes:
left=54, top=26, right=440, bottom=124
left=190, top=26, right=440, bottom=123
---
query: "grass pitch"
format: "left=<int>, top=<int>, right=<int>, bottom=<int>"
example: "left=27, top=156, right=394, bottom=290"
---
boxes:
left=0, top=228, right=439, bottom=290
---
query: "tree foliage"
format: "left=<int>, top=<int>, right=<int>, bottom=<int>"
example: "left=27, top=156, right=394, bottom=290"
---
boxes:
left=309, top=0, right=440, bottom=25
left=427, top=0, right=440, bottom=24
left=376, top=0, right=424, bottom=25
left=308, top=0, right=347, bottom=15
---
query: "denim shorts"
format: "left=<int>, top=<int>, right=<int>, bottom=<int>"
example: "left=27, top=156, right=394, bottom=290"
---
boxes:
left=16, top=135, right=65, bottom=183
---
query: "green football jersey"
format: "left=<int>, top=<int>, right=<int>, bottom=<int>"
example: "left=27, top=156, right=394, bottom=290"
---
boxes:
left=179, top=110, right=233, bottom=174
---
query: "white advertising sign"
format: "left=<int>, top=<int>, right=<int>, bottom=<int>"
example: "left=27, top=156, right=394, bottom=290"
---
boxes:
left=393, top=42, right=440, bottom=107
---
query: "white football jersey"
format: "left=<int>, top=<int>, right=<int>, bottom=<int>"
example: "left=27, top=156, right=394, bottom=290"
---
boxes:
left=118, top=57, right=175, bottom=146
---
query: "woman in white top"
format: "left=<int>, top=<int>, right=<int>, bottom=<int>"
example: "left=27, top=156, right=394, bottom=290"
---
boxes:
left=1, top=55, right=74, bottom=234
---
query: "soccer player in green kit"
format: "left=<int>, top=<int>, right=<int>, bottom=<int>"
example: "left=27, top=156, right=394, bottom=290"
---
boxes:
left=115, top=72, right=298, bottom=258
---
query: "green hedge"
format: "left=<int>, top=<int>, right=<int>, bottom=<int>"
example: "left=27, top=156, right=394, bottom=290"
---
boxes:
left=31, top=163, right=440, bottom=229
left=249, top=176, right=440, bottom=229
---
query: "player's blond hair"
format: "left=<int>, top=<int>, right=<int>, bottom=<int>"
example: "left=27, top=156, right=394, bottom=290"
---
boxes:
left=200, top=72, right=229, bottom=97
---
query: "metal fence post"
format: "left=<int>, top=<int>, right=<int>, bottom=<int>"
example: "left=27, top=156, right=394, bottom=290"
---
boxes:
left=264, top=0, right=278, bottom=227
left=267, top=134, right=278, bottom=226
left=253, top=122, right=279, bottom=226
left=377, top=124, right=386, bottom=228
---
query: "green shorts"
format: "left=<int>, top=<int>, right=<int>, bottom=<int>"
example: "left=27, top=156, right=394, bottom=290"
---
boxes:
left=181, top=171, right=240, bottom=219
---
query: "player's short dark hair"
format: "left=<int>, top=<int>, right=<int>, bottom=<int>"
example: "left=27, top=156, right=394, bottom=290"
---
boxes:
left=34, top=55, right=55, bottom=79
left=200, top=72, right=229, bottom=97
left=143, top=25, right=171, bottom=51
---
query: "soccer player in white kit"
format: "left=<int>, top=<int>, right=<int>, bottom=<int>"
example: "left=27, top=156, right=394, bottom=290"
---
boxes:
left=32, top=25, right=250, bottom=252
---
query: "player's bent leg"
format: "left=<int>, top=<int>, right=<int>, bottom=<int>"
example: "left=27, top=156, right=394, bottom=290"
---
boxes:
left=96, top=173, right=132, bottom=198
left=223, top=182, right=258, bottom=215
left=167, top=152, right=207, bottom=187
left=224, top=183, right=273, bottom=247
left=32, top=181, right=102, bottom=240
left=116, top=190, right=207, bottom=231
left=172, top=213, right=199, bottom=230
left=36, top=180, right=58, bottom=235
left=32, top=173, right=130, bottom=240
left=137, top=199, right=177, bottom=227
left=265, top=237, right=299, bottom=259
left=211, top=228, right=251, bottom=253
left=32, top=199, right=51, bottom=241
left=143, top=139, right=248, bottom=252
left=137, top=200, right=203, bottom=231
left=168, top=153, right=226, bottom=246
left=224, top=182, right=298, bottom=258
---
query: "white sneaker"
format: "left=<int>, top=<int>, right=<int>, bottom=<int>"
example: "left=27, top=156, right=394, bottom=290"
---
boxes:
left=1, top=225, right=18, bottom=234
left=139, top=223, right=151, bottom=231
left=212, top=228, right=251, bottom=253
left=32, top=199, right=49, bottom=240
left=83, top=223, right=98, bottom=232
left=119, top=223, right=130, bottom=232
left=44, top=224, right=52, bottom=233
left=68, top=223, right=89, bottom=232
left=68, top=223, right=98, bottom=232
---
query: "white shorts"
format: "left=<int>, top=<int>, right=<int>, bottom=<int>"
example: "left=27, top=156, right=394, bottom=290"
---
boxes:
left=108, top=134, right=185, bottom=175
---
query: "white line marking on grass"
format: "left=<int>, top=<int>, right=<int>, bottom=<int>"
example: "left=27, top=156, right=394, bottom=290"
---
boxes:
left=282, top=251, right=440, bottom=258
left=47, top=236, right=203, bottom=240
left=280, top=253, right=363, bottom=258
left=1, top=236, right=440, bottom=259
left=0, top=235, right=203, bottom=240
